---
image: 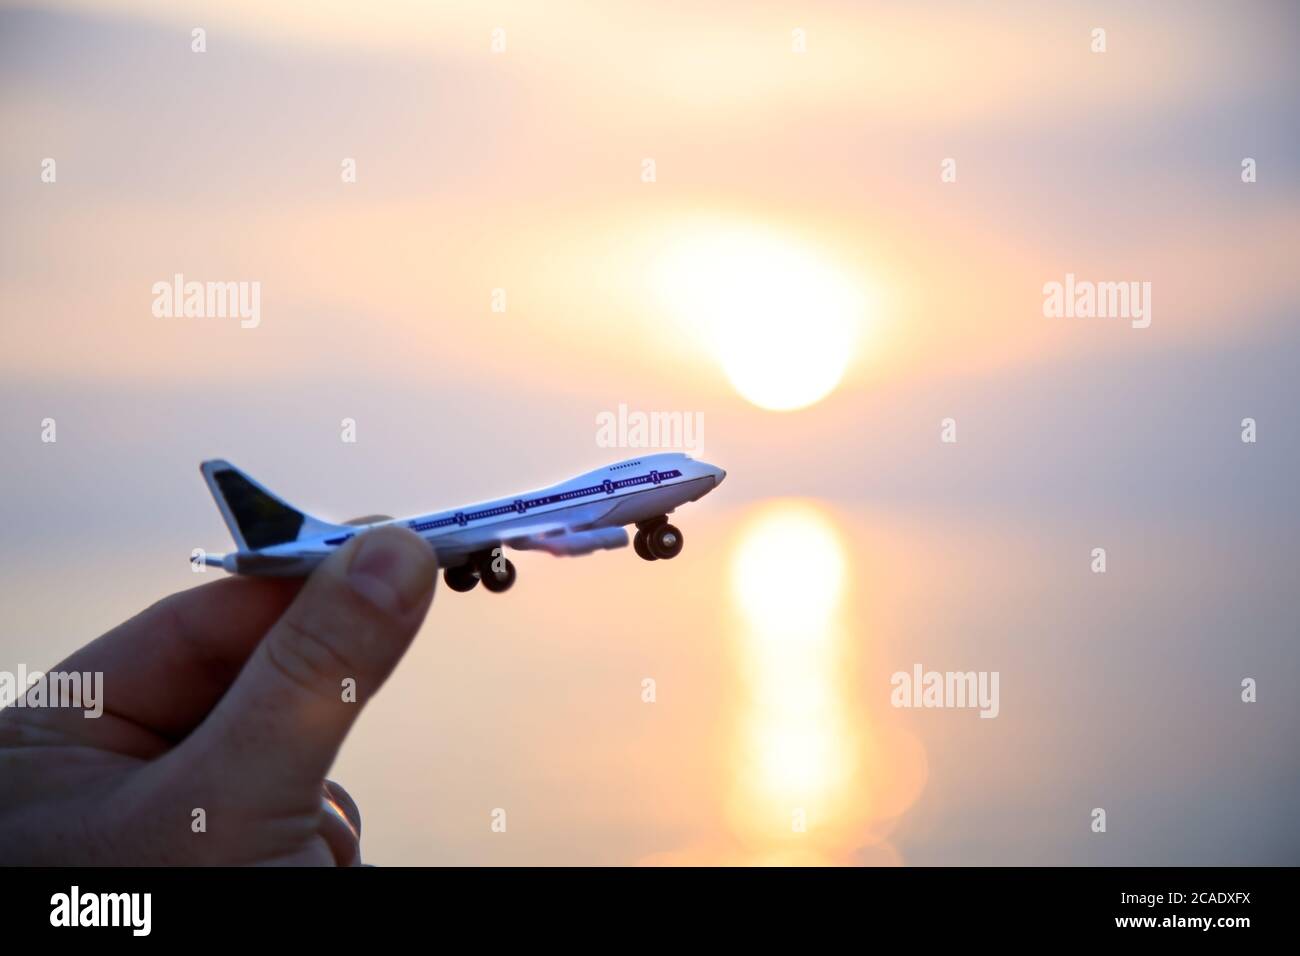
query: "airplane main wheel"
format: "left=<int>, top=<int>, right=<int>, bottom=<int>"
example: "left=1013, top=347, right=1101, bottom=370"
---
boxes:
left=633, top=529, right=658, bottom=561
left=647, top=523, right=684, bottom=560
left=478, top=554, right=517, bottom=593
left=444, top=564, right=479, bottom=592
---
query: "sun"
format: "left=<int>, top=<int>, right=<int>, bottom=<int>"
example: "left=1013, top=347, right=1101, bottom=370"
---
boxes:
left=657, top=225, right=865, bottom=411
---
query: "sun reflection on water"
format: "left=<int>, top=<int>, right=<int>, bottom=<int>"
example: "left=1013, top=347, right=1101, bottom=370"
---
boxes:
left=723, top=499, right=926, bottom=865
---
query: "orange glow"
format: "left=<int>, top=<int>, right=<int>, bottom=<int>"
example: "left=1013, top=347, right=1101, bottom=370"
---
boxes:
left=656, top=224, right=868, bottom=411
left=723, top=500, right=924, bottom=863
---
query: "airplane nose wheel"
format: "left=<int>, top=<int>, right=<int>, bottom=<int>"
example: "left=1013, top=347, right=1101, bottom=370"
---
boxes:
left=645, top=523, right=683, bottom=560
left=633, top=528, right=657, bottom=561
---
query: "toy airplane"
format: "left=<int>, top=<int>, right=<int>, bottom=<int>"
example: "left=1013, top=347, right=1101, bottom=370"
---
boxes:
left=198, top=453, right=726, bottom=593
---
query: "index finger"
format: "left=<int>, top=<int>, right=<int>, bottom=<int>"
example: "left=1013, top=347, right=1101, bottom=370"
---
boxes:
left=9, top=575, right=301, bottom=749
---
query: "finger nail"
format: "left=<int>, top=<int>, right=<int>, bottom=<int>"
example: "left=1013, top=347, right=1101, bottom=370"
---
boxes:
left=346, top=528, right=436, bottom=616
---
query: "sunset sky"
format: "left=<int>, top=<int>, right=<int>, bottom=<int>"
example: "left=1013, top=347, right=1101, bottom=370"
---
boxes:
left=2, top=0, right=1297, bottom=864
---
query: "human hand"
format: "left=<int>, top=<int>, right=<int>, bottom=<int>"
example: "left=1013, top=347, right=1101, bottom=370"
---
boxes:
left=0, top=526, right=437, bottom=865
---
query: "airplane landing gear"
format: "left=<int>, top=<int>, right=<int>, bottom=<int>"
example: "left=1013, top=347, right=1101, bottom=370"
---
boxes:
left=648, top=523, right=683, bottom=559
left=633, top=529, right=656, bottom=561
left=477, top=550, right=517, bottom=593
left=635, top=517, right=684, bottom=561
left=444, top=564, right=479, bottom=592
left=445, top=550, right=517, bottom=593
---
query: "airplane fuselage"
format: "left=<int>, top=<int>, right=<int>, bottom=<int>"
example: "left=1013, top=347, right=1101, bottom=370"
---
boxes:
left=213, top=453, right=725, bottom=577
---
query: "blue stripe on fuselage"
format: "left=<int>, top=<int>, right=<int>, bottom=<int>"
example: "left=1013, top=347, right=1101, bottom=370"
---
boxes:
left=404, top=468, right=683, bottom=534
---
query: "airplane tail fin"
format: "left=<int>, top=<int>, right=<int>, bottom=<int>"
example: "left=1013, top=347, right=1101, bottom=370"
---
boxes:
left=200, top=460, right=347, bottom=551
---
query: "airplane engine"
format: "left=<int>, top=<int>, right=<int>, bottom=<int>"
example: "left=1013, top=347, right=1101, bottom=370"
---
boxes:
left=514, top=527, right=630, bottom=556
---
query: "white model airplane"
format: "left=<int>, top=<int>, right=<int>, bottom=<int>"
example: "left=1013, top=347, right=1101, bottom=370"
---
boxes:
left=198, top=453, right=726, bottom=593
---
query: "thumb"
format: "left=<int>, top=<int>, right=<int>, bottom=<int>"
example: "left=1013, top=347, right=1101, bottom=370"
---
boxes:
left=180, top=526, right=437, bottom=802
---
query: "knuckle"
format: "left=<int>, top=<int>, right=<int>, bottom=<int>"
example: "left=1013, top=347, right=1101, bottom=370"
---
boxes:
left=263, top=614, right=358, bottom=699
